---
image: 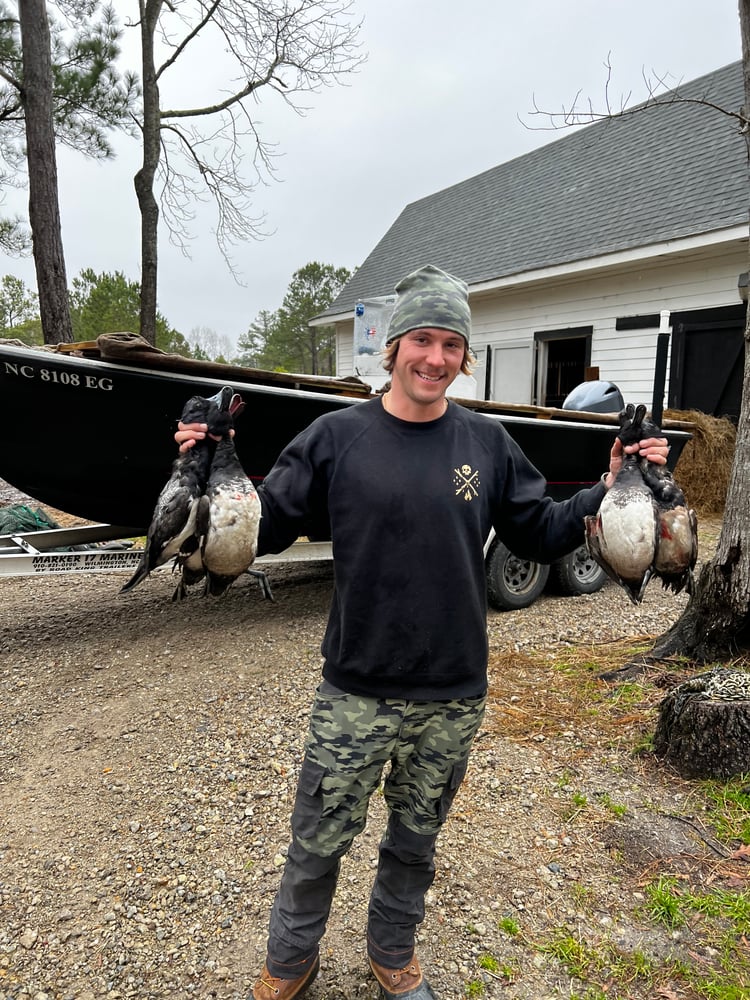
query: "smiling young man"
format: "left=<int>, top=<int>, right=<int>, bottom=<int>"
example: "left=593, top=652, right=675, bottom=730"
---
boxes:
left=176, top=265, right=668, bottom=1000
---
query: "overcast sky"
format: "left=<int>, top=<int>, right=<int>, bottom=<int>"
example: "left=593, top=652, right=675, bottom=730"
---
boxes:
left=0, top=0, right=743, bottom=348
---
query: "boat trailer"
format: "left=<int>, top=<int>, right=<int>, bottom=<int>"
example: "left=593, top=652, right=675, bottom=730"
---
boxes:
left=0, top=523, right=334, bottom=577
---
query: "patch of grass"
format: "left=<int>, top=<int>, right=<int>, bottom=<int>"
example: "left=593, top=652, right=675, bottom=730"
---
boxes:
left=644, top=874, right=686, bottom=928
left=477, top=953, right=499, bottom=973
left=541, top=932, right=599, bottom=980
left=690, top=973, right=750, bottom=1000
left=631, top=730, right=655, bottom=755
left=571, top=883, right=593, bottom=909
left=486, top=640, right=662, bottom=748
left=638, top=875, right=750, bottom=998
left=628, top=950, right=655, bottom=978
left=463, top=979, right=484, bottom=998
left=700, top=776, right=750, bottom=844
left=562, top=789, right=589, bottom=821
left=536, top=926, right=750, bottom=998
left=685, top=885, right=750, bottom=934
left=497, top=915, right=520, bottom=936
left=539, top=932, right=647, bottom=995
left=606, top=680, right=648, bottom=711
left=597, top=791, right=627, bottom=818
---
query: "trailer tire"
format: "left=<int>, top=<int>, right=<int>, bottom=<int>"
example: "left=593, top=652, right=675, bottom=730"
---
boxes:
left=550, top=544, right=607, bottom=596
left=486, top=539, right=550, bottom=611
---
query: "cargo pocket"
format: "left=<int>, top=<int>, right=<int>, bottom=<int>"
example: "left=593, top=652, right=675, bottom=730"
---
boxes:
left=291, top=756, right=327, bottom=842
left=437, top=756, right=469, bottom=825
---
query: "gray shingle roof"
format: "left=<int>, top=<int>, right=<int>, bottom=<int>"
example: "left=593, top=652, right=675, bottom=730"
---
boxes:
left=322, top=61, right=747, bottom=319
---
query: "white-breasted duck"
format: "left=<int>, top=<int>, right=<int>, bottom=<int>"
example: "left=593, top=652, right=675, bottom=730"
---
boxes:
left=584, top=403, right=697, bottom=604
left=197, top=389, right=271, bottom=600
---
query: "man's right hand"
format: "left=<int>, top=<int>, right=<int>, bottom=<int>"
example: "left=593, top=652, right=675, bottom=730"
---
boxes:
left=175, top=421, right=235, bottom=453
left=175, top=421, right=208, bottom=453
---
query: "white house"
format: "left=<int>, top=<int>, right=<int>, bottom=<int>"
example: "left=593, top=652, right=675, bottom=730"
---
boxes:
left=313, top=61, right=747, bottom=420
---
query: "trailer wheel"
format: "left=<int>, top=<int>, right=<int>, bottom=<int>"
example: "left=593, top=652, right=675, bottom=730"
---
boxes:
left=486, top=539, right=550, bottom=611
left=551, top=544, right=607, bottom=596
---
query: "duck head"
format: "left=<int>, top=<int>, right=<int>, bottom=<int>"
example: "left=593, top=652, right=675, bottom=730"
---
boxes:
left=179, top=386, right=245, bottom=438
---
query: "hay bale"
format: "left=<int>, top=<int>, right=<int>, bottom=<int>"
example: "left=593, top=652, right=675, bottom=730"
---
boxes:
left=663, top=408, right=735, bottom=515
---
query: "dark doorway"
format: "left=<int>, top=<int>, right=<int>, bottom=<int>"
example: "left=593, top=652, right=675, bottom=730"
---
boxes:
left=669, top=304, right=745, bottom=422
left=535, top=328, right=592, bottom=407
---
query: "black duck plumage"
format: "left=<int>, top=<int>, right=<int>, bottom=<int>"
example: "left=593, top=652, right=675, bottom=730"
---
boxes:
left=120, top=388, right=231, bottom=594
left=584, top=403, right=698, bottom=605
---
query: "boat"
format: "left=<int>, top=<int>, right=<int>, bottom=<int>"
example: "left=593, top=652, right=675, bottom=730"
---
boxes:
left=0, top=334, right=693, bottom=534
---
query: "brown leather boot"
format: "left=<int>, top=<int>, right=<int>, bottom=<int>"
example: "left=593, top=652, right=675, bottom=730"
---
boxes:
left=252, top=957, right=320, bottom=1000
left=369, top=955, right=436, bottom=999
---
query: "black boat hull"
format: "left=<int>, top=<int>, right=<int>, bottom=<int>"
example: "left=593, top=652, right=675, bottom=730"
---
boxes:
left=0, top=342, right=691, bottom=532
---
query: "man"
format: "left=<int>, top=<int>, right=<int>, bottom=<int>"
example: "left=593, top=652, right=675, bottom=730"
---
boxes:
left=176, top=265, right=669, bottom=1000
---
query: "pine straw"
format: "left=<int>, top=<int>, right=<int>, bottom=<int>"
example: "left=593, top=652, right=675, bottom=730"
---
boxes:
left=486, top=640, right=665, bottom=747
left=665, top=407, right=736, bottom=516
left=486, top=639, right=750, bottom=749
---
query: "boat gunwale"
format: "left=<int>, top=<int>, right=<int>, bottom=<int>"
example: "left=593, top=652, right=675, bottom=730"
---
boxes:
left=0, top=340, right=695, bottom=435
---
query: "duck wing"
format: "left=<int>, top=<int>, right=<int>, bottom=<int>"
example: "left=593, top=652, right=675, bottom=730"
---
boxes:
left=640, top=449, right=699, bottom=595
left=171, top=494, right=210, bottom=601
left=653, top=503, right=698, bottom=594
left=120, top=446, right=213, bottom=593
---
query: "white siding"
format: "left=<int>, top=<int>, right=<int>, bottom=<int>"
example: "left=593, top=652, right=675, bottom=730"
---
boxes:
left=335, top=320, right=354, bottom=377
left=334, top=241, right=747, bottom=405
left=464, top=243, right=745, bottom=405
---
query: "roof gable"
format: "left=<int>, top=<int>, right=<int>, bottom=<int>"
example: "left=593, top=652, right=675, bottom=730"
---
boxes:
left=325, top=61, right=747, bottom=317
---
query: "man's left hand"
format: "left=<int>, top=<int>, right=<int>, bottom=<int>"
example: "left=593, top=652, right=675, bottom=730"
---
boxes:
left=603, top=436, right=670, bottom=490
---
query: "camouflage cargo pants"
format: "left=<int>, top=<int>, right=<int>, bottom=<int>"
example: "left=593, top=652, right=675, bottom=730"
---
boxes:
left=265, top=680, right=486, bottom=978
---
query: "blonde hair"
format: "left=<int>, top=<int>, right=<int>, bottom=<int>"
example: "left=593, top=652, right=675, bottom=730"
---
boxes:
left=381, top=337, right=475, bottom=376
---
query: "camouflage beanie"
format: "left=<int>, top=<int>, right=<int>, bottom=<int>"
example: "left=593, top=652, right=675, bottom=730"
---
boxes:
left=385, top=265, right=471, bottom=346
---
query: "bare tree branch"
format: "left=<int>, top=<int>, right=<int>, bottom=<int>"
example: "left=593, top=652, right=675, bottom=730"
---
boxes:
left=522, top=53, right=750, bottom=134
left=155, top=0, right=221, bottom=81
left=133, top=0, right=365, bottom=342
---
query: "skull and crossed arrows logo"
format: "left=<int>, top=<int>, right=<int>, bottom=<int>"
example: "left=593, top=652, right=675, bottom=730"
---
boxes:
left=454, top=464, right=480, bottom=502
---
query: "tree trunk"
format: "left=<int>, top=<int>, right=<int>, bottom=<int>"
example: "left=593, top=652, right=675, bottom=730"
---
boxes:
left=18, top=0, right=73, bottom=345
left=645, top=0, right=750, bottom=662
left=650, top=549, right=750, bottom=661
left=134, top=0, right=163, bottom=346
left=653, top=673, right=750, bottom=778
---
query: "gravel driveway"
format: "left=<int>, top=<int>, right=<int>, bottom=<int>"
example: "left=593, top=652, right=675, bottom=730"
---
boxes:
left=0, top=498, right=726, bottom=1000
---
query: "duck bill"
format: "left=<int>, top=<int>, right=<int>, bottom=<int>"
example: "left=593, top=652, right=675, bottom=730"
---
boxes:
left=205, top=386, right=245, bottom=418
left=229, top=393, right=245, bottom=418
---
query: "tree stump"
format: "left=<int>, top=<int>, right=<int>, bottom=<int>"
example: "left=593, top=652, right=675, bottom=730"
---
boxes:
left=653, top=669, right=750, bottom=779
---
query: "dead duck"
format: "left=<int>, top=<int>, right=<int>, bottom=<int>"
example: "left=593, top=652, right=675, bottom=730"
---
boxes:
left=196, top=390, right=271, bottom=601
left=120, top=387, right=232, bottom=595
left=642, top=458, right=698, bottom=595
left=584, top=403, right=697, bottom=604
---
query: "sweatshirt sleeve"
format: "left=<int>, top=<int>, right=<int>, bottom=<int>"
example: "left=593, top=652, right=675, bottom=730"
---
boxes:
left=256, top=420, right=331, bottom=556
left=492, top=430, right=606, bottom=563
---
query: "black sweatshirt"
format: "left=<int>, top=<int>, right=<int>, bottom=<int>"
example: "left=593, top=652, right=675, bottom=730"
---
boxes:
left=257, top=397, right=605, bottom=701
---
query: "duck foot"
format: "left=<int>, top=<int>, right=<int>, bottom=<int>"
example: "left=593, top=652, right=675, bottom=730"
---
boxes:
left=246, top=568, right=274, bottom=601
